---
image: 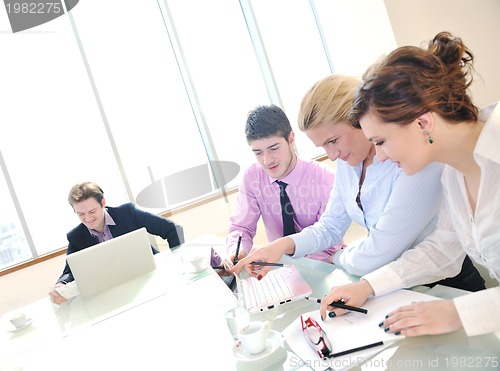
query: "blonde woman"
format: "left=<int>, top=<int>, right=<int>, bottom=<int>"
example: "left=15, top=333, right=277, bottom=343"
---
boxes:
left=232, top=74, right=484, bottom=294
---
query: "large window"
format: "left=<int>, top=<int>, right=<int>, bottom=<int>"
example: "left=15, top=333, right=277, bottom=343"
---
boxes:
left=0, top=0, right=396, bottom=269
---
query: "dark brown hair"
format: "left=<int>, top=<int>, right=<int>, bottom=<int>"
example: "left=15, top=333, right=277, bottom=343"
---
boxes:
left=245, top=105, right=292, bottom=144
left=350, top=32, right=479, bottom=128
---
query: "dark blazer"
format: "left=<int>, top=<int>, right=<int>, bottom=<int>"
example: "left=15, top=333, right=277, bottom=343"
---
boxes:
left=57, top=203, right=182, bottom=283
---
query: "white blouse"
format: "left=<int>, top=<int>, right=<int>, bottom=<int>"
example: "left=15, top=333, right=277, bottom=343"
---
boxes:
left=363, top=102, right=500, bottom=336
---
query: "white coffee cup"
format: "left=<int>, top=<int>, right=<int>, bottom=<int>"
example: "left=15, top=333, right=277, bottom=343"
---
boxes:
left=181, top=248, right=209, bottom=273
left=10, top=313, right=27, bottom=329
left=238, top=320, right=271, bottom=355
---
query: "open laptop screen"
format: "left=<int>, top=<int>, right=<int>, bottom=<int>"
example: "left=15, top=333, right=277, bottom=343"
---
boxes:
left=67, top=227, right=156, bottom=298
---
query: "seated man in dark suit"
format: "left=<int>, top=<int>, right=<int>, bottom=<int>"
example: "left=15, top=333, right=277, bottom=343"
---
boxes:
left=49, top=181, right=183, bottom=304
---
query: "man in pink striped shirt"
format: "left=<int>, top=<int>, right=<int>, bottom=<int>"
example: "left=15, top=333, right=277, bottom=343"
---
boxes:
left=225, top=105, right=345, bottom=264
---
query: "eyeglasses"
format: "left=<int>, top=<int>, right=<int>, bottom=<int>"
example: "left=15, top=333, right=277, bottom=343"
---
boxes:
left=300, top=315, right=332, bottom=359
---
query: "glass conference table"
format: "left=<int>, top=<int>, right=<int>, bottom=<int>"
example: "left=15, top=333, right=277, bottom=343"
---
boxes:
left=1, top=235, right=499, bottom=370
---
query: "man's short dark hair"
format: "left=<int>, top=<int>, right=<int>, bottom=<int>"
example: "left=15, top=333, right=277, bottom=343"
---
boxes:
left=245, top=105, right=292, bottom=143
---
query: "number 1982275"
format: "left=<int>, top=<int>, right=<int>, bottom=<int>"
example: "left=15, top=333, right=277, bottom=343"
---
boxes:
left=5, top=2, right=62, bottom=14
left=444, top=356, right=498, bottom=368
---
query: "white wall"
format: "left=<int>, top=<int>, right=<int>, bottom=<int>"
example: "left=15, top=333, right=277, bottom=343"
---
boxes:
left=384, top=0, right=500, bottom=108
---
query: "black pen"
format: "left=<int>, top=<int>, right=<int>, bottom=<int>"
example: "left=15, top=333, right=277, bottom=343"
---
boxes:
left=212, top=237, right=241, bottom=270
left=233, top=234, right=242, bottom=265
left=213, top=261, right=289, bottom=269
left=305, top=296, right=368, bottom=314
left=327, top=338, right=402, bottom=358
left=249, top=262, right=290, bottom=267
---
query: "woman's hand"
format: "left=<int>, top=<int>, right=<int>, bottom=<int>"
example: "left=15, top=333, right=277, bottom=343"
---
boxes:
left=229, top=237, right=295, bottom=279
left=378, top=299, right=463, bottom=336
left=320, top=280, right=374, bottom=320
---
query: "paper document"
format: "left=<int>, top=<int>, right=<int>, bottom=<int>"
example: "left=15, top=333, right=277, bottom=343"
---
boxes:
left=282, top=289, right=441, bottom=371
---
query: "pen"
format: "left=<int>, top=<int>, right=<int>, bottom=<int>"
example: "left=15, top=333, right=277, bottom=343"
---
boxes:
left=213, top=261, right=289, bottom=269
left=327, top=337, right=403, bottom=358
left=212, top=260, right=233, bottom=270
left=233, top=234, right=242, bottom=265
left=249, top=262, right=290, bottom=267
left=305, top=296, right=368, bottom=314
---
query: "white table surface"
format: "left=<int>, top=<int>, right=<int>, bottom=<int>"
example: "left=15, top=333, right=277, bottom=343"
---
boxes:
left=1, top=235, right=499, bottom=370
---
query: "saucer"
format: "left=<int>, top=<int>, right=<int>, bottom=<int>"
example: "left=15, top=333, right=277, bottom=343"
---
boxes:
left=8, top=318, right=33, bottom=333
left=232, top=330, right=283, bottom=362
left=184, top=265, right=210, bottom=276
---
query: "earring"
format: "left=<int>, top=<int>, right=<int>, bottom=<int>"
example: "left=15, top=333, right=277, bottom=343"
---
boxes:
left=424, top=130, right=434, bottom=144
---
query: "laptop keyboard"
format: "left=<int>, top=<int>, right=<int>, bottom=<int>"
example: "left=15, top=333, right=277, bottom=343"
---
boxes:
left=244, top=267, right=293, bottom=308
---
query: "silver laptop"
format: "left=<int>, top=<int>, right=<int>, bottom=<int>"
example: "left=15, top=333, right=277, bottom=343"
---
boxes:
left=67, top=227, right=156, bottom=298
left=234, top=264, right=312, bottom=313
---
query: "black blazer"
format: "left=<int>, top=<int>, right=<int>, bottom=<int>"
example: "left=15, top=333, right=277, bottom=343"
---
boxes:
left=57, top=203, right=182, bottom=283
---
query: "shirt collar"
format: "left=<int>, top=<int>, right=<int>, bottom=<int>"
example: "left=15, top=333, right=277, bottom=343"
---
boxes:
left=267, top=156, right=303, bottom=186
left=475, top=102, right=500, bottom=164
left=88, top=208, right=116, bottom=237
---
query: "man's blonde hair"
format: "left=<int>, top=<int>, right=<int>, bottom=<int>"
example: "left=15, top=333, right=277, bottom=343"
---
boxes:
left=68, top=182, right=104, bottom=207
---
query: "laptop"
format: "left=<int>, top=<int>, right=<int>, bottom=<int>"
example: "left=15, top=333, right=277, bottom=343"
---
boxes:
left=66, top=227, right=156, bottom=298
left=234, top=264, right=312, bottom=313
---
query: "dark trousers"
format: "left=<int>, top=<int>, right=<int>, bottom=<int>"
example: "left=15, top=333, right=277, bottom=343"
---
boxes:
left=424, top=255, right=486, bottom=292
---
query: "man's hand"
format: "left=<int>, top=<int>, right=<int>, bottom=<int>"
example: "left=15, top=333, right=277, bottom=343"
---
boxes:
left=219, top=249, right=247, bottom=276
left=49, top=284, right=68, bottom=305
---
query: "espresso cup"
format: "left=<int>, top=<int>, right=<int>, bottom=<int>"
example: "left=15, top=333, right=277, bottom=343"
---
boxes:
left=181, top=248, right=209, bottom=273
left=238, top=320, right=271, bottom=355
left=10, top=313, right=27, bottom=329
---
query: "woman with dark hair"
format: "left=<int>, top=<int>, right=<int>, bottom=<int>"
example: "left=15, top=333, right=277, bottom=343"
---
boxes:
left=320, top=32, right=500, bottom=337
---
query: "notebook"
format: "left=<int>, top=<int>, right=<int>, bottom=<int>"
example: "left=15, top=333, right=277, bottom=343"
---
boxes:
left=66, top=227, right=156, bottom=298
left=234, top=264, right=312, bottom=313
